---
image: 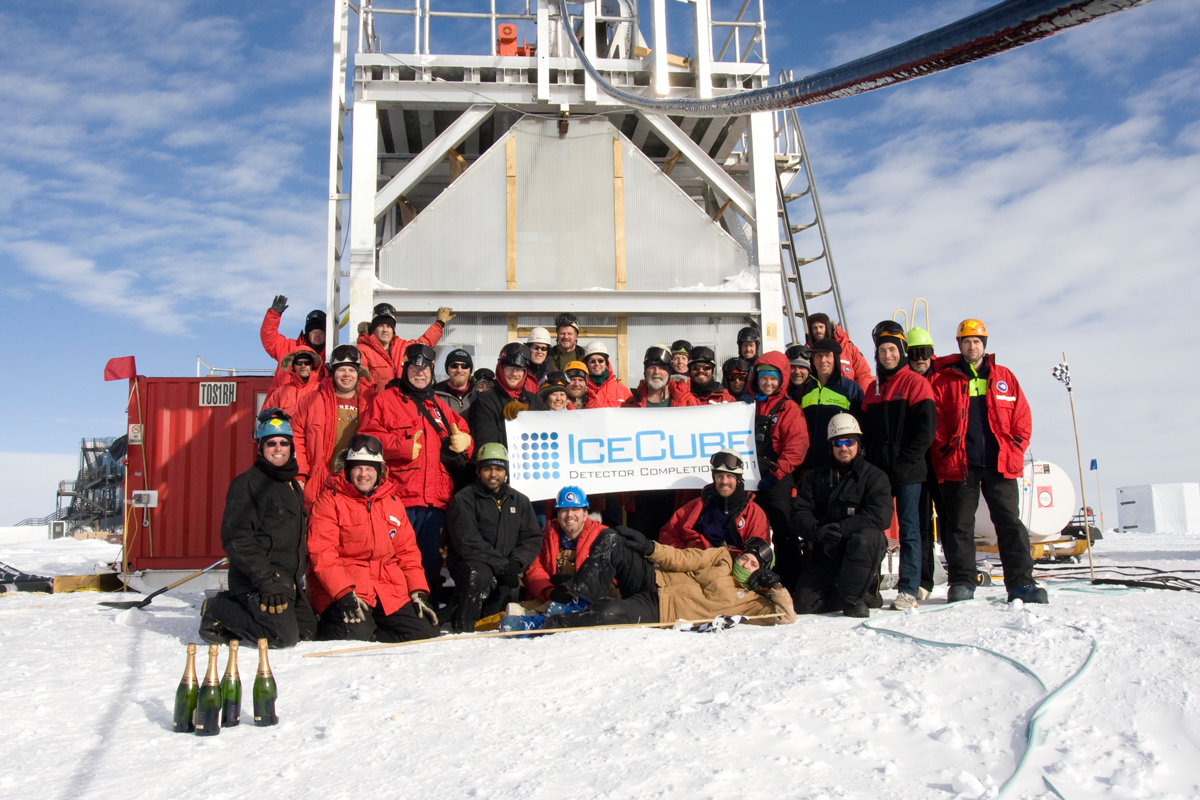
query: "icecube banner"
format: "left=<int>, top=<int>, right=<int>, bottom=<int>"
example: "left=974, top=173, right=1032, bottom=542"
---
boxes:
left=505, top=404, right=760, bottom=501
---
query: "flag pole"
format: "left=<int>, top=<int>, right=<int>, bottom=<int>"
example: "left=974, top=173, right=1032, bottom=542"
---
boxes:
left=1092, top=460, right=1105, bottom=533
left=1060, top=352, right=1095, bottom=579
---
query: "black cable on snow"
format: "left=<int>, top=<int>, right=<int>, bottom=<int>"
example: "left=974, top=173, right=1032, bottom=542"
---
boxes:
left=556, top=0, right=1158, bottom=117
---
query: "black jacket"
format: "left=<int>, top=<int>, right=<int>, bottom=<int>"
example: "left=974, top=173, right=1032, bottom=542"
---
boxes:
left=861, top=364, right=937, bottom=486
left=220, top=460, right=307, bottom=598
left=791, top=453, right=893, bottom=541
left=446, top=480, right=543, bottom=571
left=468, top=385, right=545, bottom=450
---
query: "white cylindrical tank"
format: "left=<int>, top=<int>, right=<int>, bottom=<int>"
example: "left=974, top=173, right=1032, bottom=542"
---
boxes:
left=974, top=459, right=1076, bottom=544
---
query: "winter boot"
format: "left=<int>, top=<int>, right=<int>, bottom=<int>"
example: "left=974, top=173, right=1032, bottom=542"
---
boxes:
left=499, top=614, right=546, bottom=633
left=198, top=598, right=230, bottom=646
left=1007, top=584, right=1049, bottom=604
left=946, top=583, right=975, bottom=603
left=890, top=593, right=919, bottom=611
left=842, top=600, right=870, bottom=618
left=545, top=598, right=590, bottom=616
left=917, top=587, right=931, bottom=601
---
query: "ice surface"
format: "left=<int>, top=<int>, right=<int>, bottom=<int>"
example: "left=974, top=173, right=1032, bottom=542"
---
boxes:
left=0, top=533, right=1198, bottom=798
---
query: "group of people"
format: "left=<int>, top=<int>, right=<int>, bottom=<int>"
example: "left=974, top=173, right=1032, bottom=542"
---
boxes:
left=197, top=299, right=1043, bottom=649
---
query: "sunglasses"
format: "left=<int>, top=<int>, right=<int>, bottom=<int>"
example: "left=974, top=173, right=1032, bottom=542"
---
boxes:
left=586, top=356, right=607, bottom=364
left=447, top=361, right=471, bottom=370
left=529, top=344, right=549, bottom=352
left=832, top=438, right=858, bottom=448
left=262, top=437, right=291, bottom=448
left=710, top=451, right=744, bottom=471
left=348, top=434, right=383, bottom=456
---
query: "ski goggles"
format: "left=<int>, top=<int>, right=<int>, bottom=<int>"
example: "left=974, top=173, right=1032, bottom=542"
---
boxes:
left=330, top=344, right=361, bottom=363
left=257, top=407, right=291, bottom=424
left=528, top=343, right=550, bottom=352
left=831, top=437, right=858, bottom=448
left=499, top=342, right=532, bottom=366
left=554, top=313, right=579, bottom=330
left=347, top=434, right=384, bottom=456
left=688, top=346, right=716, bottom=366
left=908, top=346, right=934, bottom=360
left=710, top=451, right=744, bottom=472
left=404, top=343, right=437, bottom=367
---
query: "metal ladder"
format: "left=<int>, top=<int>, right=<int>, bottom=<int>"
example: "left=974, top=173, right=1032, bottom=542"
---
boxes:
left=772, top=76, right=848, bottom=345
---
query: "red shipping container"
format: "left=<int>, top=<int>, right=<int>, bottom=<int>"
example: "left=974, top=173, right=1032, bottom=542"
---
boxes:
left=124, top=375, right=273, bottom=570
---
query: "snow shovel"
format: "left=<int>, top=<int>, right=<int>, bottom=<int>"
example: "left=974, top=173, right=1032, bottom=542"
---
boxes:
left=100, top=557, right=228, bottom=610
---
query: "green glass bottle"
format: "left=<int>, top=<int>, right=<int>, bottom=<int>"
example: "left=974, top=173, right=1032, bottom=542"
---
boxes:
left=252, top=638, right=278, bottom=726
left=194, top=644, right=222, bottom=736
left=219, top=639, right=242, bottom=727
left=172, top=643, right=199, bottom=733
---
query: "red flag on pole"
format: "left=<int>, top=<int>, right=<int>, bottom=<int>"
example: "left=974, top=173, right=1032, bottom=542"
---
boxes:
left=104, top=356, right=137, bottom=381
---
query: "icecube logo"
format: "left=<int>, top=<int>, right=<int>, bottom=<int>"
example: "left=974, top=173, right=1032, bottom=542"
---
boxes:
left=513, top=431, right=561, bottom=481
left=996, top=380, right=1009, bottom=393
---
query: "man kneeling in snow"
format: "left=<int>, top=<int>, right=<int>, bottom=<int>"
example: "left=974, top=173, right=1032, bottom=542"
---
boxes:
left=533, top=530, right=795, bottom=629
left=306, top=435, right=440, bottom=642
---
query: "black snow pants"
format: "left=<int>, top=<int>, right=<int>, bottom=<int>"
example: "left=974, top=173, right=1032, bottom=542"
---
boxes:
left=448, top=560, right=518, bottom=633
left=316, top=598, right=437, bottom=643
left=203, top=589, right=317, bottom=649
left=939, top=467, right=1034, bottom=590
left=918, top=475, right=943, bottom=593
left=794, top=529, right=887, bottom=614
left=544, top=529, right=660, bottom=629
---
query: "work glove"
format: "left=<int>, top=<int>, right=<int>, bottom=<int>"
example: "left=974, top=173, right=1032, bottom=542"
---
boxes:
left=549, top=587, right=575, bottom=605
left=448, top=423, right=472, bottom=454
left=817, top=523, right=843, bottom=558
left=258, top=577, right=292, bottom=614
left=746, top=567, right=782, bottom=595
left=615, top=526, right=655, bottom=557
left=436, top=306, right=456, bottom=324
left=503, top=400, right=529, bottom=421
left=411, top=429, right=422, bottom=459
left=271, top=295, right=288, bottom=314
left=410, top=591, right=438, bottom=625
left=497, top=559, right=524, bottom=588
left=334, top=591, right=370, bottom=624
left=549, top=573, right=571, bottom=588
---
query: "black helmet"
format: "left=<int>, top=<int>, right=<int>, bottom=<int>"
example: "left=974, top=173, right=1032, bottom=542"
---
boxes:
left=737, top=326, right=761, bottom=345
left=539, top=371, right=570, bottom=399
left=871, top=320, right=908, bottom=357
left=404, top=342, right=437, bottom=367
left=643, top=346, right=672, bottom=370
left=722, top=357, right=751, bottom=378
left=670, top=339, right=692, bottom=356
left=498, top=342, right=532, bottom=368
left=740, top=537, right=774, bottom=569
left=554, top=312, right=579, bottom=332
left=474, top=368, right=495, bottom=384
left=371, top=303, right=398, bottom=332
left=305, top=309, right=326, bottom=334
left=688, top=346, right=716, bottom=367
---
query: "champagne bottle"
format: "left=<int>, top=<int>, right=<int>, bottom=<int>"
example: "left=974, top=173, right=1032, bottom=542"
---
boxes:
left=252, top=638, right=278, bottom=726
left=220, top=639, right=242, bottom=727
left=172, top=644, right=199, bottom=733
left=194, top=644, right=222, bottom=736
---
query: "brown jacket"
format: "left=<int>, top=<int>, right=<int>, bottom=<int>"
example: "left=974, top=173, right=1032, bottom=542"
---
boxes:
left=648, top=544, right=796, bottom=626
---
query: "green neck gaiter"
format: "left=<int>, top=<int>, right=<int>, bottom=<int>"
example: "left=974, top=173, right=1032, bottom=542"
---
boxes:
left=731, top=562, right=752, bottom=589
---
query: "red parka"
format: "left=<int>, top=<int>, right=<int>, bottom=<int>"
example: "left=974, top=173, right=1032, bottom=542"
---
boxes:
left=260, top=309, right=326, bottom=394
left=292, top=377, right=376, bottom=510
left=262, top=346, right=323, bottom=419
left=358, top=384, right=473, bottom=510
left=833, top=323, right=873, bottom=391
left=523, top=518, right=609, bottom=602
left=671, top=380, right=737, bottom=405
left=930, top=354, right=1032, bottom=482
left=356, top=320, right=445, bottom=393
left=306, top=474, right=428, bottom=615
left=621, top=378, right=698, bottom=408
left=586, top=372, right=634, bottom=408
left=752, top=351, right=810, bottom=480
left=657, top=491, right=771, bottom=551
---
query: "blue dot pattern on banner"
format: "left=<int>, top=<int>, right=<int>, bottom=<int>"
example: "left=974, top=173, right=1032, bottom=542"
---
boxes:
left=514, top=431, right=561, bottom=480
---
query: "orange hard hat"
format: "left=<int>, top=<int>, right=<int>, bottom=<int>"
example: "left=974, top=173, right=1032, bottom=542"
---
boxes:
left=956, top=319, right=988, bottom=340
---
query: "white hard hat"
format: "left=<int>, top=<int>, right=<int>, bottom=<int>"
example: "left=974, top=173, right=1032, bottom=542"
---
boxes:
left=585, top=341, right=609, bottom=358
left=527, top=327, right=554, bottom=346
left=826, top=413, right=862, bottom=440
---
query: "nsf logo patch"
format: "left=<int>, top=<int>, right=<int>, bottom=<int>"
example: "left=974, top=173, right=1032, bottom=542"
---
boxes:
left=512, top=432, right=562, bottom=481
left=561, top=489, right=581, bottom=505
left=996, top=380, right=1009, bottom=393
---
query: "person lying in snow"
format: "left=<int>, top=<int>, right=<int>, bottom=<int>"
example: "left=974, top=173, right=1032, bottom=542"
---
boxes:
left=503, top=530, right=795, bottom=630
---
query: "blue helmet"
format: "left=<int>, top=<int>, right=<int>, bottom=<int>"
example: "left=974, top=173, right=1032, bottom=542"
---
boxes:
left=555, top=485, right=588, bottom=509
left=254, top=408, right=293, bottom=441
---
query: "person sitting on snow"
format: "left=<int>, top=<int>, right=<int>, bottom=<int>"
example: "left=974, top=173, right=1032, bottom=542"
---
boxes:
left=445, top=443, right=542, bottom=632
left=200, top=408, right=316, bottom=648
left=523, top=486, right=613, bottom=606
left=513, top=530, right=794, bottom=630
left=306, top=435, right=439, bottom=642
left=658, top=450, right=770, bottom=553
left=791, top=413, right=893, bottom=618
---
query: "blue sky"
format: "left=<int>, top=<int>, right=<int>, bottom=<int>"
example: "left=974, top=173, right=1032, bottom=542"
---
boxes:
left=1, top=0, right=1197, bottom=523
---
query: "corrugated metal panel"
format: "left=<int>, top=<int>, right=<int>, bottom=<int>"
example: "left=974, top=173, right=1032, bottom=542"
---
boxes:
left=624, top=316, right=757, bottom=382
left=621, top=139, right=749, bottom=290
left=377, top=140, right=507, bottom=290
left=514, top=120, right=616, bottom=290
left=390, top=313, right=513, bottom=382
left=126, top=376, right=271, bottom=570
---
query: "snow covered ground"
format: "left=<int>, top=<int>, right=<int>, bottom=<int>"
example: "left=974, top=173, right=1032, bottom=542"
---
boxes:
left=2, top=533, right=1198, bottom=800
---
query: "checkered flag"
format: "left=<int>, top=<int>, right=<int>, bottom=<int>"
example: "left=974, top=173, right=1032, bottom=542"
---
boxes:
left=1052, top=362, right=1071, bottom=391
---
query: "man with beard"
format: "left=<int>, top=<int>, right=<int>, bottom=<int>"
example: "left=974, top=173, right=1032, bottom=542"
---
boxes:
left=199, top=408, right=316, bottom=648
left=676, top=346, right=736, bottom=404
left=736, top=326, right=760, bottom=363
left=359, top=342, right=474, bottom=591
left=564, top=361, right=589, bottom=409
left=468, top=342, right=546, bottom=449
left=445, top=443, right=542, bottom=632
left=523, top=486, right=611, bottom=604
left=658, top=450, right=770, bottom=553
left=433, top=348, right=479, bottom=417
left=550, top=313, right=587, bottom=371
